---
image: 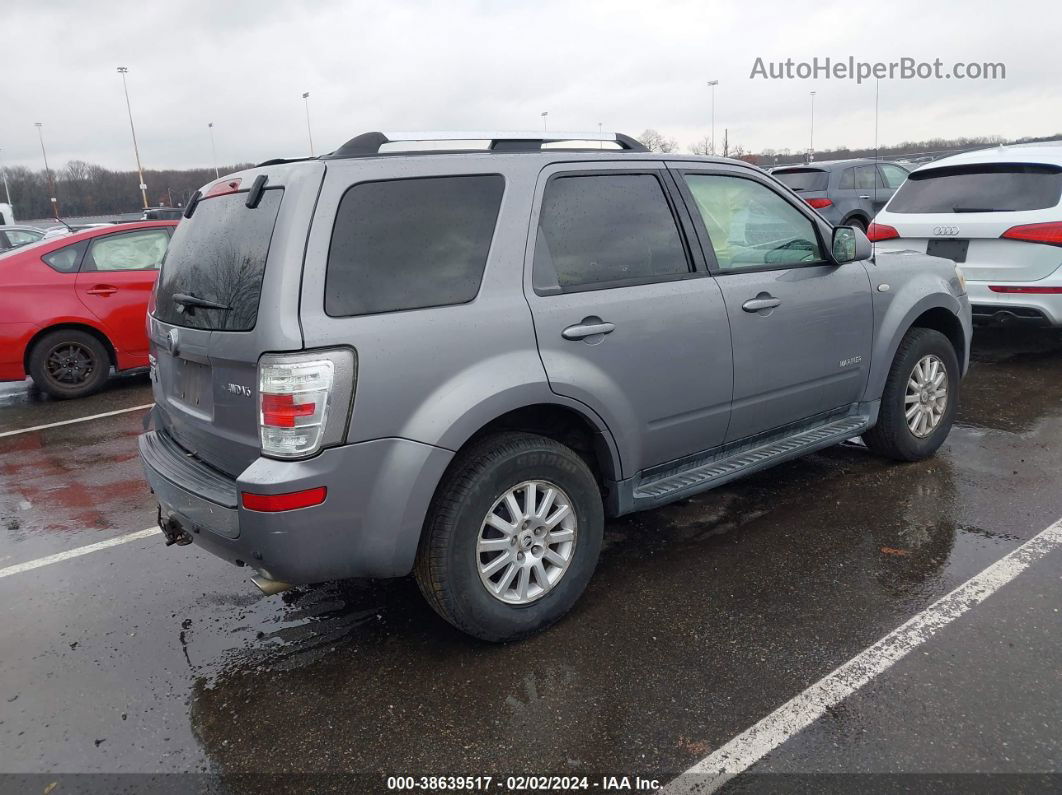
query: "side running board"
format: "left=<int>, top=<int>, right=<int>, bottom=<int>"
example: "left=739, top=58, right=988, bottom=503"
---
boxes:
left=628, top=414, right=870, bottom=511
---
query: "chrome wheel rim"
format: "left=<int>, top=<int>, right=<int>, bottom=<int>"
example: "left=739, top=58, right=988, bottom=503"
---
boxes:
left=45, top=342, right=96, bottom=386
left=905, top=354, right=948, bottom=438
left=477, top=480, right=577, bottom=605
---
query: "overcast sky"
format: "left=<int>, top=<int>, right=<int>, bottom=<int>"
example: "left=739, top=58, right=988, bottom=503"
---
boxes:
left=3, top=0, right=1060, bottom=171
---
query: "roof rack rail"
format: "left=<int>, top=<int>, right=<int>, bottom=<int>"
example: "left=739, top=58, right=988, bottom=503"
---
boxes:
left=326, top=131, right=649, bottom=158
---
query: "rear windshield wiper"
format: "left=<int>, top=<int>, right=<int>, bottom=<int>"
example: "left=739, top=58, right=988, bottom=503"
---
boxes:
left=172, top=293, right=231, bottom=312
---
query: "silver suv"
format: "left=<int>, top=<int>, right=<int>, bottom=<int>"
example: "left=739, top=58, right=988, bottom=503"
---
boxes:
left=139, top=131, right=972, bottom=641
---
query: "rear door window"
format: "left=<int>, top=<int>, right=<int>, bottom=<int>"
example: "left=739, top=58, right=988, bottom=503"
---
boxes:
left=84, top=229, right=170, bottom=271
left=42, top=240, right=88, bottom=273
left=888, top=163, right=1062, bottom=213
left=533, top=174, right=690, bottom=292
left=325, top=175, right=504, bottom=317
left=154, top=189, right=283, bottom=330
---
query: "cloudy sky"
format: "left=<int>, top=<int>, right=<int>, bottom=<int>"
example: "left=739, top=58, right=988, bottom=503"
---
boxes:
left=3, top=0, right=1059, bottom=171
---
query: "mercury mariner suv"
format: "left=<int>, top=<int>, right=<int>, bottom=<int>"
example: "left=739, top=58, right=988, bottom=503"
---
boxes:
left=139, top=130, right=972, bottom=641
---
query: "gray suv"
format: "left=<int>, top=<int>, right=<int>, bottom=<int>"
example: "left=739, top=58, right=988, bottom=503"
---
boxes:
left=139, top=131, right=971, bottom=641
left=772, top=159, right=910, bottom=231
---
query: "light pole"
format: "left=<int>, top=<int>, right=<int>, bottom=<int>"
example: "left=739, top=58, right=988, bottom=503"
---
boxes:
left=706, top=80, right=719, bottom=155
left=809, top=90, right=816, bottom=162
left=302, top=92, right=314, bottom=156
left=208, top=122, right=219, bottom=178
left=117, top=67, right=149, bottom=209
left=0, top=147, right=11, bottom=206
left=35, top=123, right=59, bottom=218
left=598, top=121, right=603, bottom=149
left=541, top=111, right=548, bottom=132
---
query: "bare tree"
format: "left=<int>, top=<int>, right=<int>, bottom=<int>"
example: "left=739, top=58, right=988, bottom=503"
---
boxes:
left=637, top=129, right=678, bottom=153
left=688, top=135, right=713, bottom=156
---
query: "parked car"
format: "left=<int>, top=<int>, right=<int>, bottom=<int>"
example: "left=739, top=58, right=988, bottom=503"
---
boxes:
left=138, top=131, right=970, bottom=641
left=41, top=222, right=116, bottom=240
left=0, top=221, right=177, bottom=398
left=772, top=159, right=910, bottom=231
left=869, top=143, right=1062, bottom=327
left=141, top=207, right=184, bottom=221
left=0, top=225, right=45, bottom=252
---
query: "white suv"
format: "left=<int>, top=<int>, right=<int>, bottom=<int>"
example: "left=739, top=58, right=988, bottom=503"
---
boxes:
left=869, top=142, right=1062, bottom=327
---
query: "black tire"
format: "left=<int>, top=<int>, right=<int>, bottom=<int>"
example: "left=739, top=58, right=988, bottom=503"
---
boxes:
left=864, top=327, right=959, bottom=461
left=845, top=216, right=868, bottom=233
left=414, top=432, right=604, bottom=642
left=28, top=329, right=111, bottom=400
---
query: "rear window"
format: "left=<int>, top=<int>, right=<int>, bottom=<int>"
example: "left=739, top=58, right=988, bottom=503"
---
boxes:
left=888, top=163, right=1062, bottom=213
left=154, top=188, right=283, bottom=330
left=773, top=169, right=828, bottom=192
left=325, top=175, right=504, bottom=317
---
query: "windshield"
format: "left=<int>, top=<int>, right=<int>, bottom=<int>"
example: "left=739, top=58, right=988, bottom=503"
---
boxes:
left=153, top=188, right=283, bottom=331
left=773, top=169, right=829, bottom=192
left=888, top=163, right=1062, bottom=213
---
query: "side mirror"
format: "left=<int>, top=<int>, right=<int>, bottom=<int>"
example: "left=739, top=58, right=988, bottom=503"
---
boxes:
left=832, top=225, right=872, bottom=264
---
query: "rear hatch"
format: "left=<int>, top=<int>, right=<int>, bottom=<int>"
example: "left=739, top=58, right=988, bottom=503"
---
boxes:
left=772, top=167, right=831, bottom=208
left=875, top=162, right=1062, bottom=282
left=149, top=161, right=325, bottom=477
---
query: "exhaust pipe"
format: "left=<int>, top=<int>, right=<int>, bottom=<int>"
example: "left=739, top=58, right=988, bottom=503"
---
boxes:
left=251, top=574, right=293, bottom=596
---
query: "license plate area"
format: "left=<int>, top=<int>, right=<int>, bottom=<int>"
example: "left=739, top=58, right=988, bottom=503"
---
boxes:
left=927, top=238, right=969, bottom=263
left=174, top=358, right=214, bottom=417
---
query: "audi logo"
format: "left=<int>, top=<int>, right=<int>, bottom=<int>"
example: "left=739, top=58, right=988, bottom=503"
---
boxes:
left=933, top=226, right=960, bottom=236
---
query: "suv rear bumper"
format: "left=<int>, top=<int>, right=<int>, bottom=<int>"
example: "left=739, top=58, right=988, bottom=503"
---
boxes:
left=139, top=430, right=453, bottom=583
left=967, top=279, right=1062, bottom=327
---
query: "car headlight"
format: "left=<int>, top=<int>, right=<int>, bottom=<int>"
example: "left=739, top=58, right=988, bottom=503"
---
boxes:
left=955, top=265, right=967, bottom=294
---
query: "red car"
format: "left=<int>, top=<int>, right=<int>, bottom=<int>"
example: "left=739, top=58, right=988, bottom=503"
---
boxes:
left=0, top=221, right=178, bottom=399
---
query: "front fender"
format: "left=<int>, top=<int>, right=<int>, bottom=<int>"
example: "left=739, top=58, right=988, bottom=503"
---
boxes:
left=863, top=252, right=969, bottom=401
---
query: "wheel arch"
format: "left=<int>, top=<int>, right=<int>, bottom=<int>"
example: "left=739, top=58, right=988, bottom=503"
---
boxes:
left=23, top=322, right=117, bottom=373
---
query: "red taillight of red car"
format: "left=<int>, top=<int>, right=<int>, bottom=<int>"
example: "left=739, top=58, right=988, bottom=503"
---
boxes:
left=242, top=487, right=327, bottom=512
left=866, top=222, right=900, bottom=242
left=988, top=285, right=1062, bottom=294
left=804, top=197, right=833, bottom=209
left=1000, top=221, right=1062, bottom=246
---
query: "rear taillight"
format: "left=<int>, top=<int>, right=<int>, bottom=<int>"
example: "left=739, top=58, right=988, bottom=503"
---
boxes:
left=257, top=349, right=357, bottom=459
left=805, top=197, right=833, bottom=209
left=867, top=222, right=900, bottom=242
left=1000, top=222, right=1062, bottom=246
left=259, top=358, right=334, bottom=457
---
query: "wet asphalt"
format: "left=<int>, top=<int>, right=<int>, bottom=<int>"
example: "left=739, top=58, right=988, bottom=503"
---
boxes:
left=1, top=328, right=1061, bottom=792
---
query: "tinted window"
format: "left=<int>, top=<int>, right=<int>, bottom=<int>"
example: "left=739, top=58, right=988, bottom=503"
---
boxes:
left=154, top=188, right=283, bottom=331
left=685, top=174, right=824, bottom=271
left=326, top=175, right=504, bottom=317
left=42, top=240, right=87, bottom=273
left=855, top=166, right=882, bottom=190
left=878, top=164, right=909, bottom=189
left=888, top=163, right=1062, bottom=213
left=772, top=169, right=828, bottom=192
left=838, top=168, right=856, bottom=190
left=85, top=229, right=169, bottom=271
left=534, top=174, right=689, bottom=292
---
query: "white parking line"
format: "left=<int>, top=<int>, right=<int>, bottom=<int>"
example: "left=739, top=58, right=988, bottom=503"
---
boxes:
left=0, top=403, right=153, bottom=438
left=663, top=516, right=1062, bottom=794
left=0, top=527, right=160, bottom=580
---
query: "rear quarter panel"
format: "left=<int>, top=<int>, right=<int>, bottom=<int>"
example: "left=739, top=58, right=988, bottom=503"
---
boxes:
left=863, top=250, right=971, bottom=400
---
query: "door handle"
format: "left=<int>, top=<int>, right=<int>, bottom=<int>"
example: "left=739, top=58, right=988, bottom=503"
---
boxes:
left=742, top=296, right=781, bottom=313
left=562, top=320, right=616, bottom=340
left=87, top=285, right=118, bottom=296
left=859, top=194, right=871, bottom=200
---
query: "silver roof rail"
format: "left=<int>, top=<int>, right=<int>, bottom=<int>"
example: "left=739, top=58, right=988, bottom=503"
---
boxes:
left=327, top=130, right=648, bottom=158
